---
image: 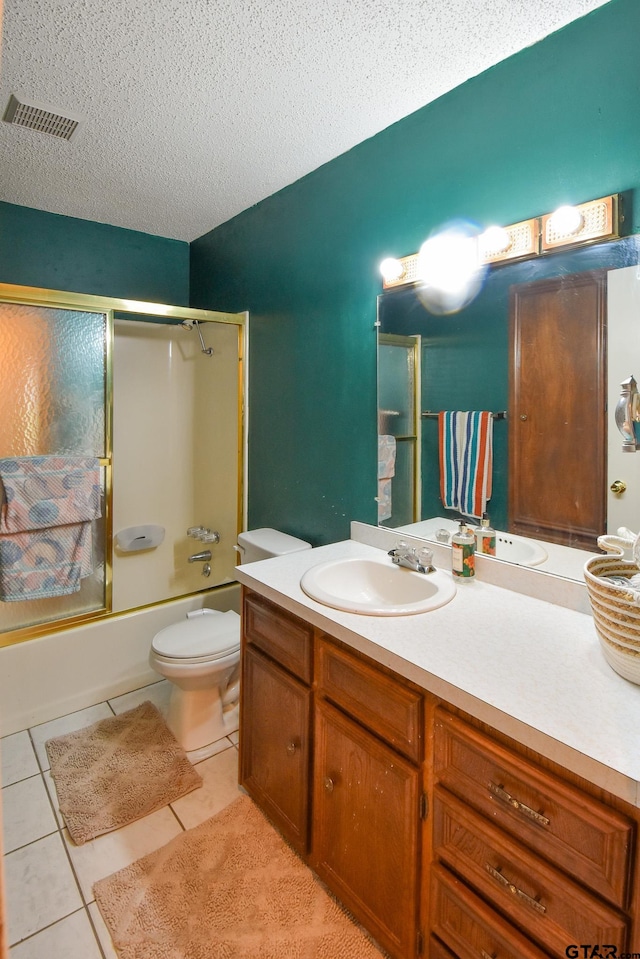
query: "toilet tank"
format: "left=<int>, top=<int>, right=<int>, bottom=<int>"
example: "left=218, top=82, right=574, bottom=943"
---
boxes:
left=236, top=527, right=311, bottom=564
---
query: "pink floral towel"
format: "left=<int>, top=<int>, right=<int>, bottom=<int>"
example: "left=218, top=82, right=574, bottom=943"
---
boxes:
left=0, top=455, right=101, bottom=601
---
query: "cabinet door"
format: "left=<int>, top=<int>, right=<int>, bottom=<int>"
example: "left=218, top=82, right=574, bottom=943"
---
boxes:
left=240, top=646, right=311, bottom=854
left=313, top=699, right=421, bottom=959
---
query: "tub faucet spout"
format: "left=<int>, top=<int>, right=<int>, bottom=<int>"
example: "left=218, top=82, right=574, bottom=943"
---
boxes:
left=188, top=550, right=212, bottom=563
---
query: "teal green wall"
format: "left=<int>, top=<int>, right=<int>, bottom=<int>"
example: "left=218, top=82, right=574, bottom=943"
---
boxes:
left=190, top=0, right=640, bottom=546
left=0, top=202, right=190, bottom=305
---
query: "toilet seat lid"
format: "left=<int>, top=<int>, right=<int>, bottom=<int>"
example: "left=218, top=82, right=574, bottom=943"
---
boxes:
left=151, top=610, right=240, bottom=660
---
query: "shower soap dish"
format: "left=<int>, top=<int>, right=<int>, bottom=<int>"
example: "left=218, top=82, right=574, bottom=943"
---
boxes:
left=116, top=525, right=165, bottom=552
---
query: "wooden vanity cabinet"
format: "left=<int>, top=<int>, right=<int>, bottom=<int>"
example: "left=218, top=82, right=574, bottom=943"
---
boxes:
left=239, top=589, right=640, bottom=959
left=312, top=636, right=425, bottom=959
left=239, top=592, right=313, bottom=854
left=430, top=708, right=637, bottom=958
left=239, top=589, right=425, bottom=959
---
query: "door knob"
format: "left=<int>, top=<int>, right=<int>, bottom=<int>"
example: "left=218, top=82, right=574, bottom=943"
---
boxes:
left=610, top=480, right=627, bottom=494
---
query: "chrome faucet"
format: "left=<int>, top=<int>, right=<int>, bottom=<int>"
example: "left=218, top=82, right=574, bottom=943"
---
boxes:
left=188, top=550, right=212, bottom=563
left=388, top=542, right=435, bottom=574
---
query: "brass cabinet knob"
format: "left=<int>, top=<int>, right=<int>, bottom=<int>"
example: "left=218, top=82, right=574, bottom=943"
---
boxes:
left=611, top=480, right=627, bottom=494
left=286, top=740, right=298, bottom=755
left=519, top=413, right=528, bottom=421
left=324, top=777, right=335, bottom=793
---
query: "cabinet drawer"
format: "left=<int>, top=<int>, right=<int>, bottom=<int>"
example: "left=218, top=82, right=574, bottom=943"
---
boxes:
left=243, top=592, right=313, bottom=683
left=431, top=863, right=552, bottom=959
left=429, top=936, right=457, bottom=959
left=433, top=786, right=628, bottom=957
left=434, top=709, right=633, bottom=907
left=316, top=638, right=422, bottom=761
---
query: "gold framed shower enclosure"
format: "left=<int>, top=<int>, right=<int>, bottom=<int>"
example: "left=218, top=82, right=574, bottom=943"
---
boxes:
left=0, top=283, right=247, bottom=647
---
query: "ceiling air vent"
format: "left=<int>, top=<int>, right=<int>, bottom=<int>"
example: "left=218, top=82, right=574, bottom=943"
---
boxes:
left=3, top=94, right=81, bottom=141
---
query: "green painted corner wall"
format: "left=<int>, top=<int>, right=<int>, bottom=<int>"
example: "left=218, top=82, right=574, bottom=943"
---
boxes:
left=190, top=0, right=640, bottom=546
left=0, top=202, right=190, bottom=305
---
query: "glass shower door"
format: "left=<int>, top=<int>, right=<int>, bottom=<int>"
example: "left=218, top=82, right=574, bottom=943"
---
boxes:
left=0, top=299, right=110, bottom=637
left=377, top=333, right=421, bottom=527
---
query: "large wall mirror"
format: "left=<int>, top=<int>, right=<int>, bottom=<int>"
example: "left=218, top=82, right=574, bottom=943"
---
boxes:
left=377, top=232, right=640, bottom=582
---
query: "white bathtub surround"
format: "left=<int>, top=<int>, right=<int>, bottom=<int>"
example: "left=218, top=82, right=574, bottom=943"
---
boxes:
left=235, top=524, right=640, bottom=808
left=0, top=584, right=240, bottom=737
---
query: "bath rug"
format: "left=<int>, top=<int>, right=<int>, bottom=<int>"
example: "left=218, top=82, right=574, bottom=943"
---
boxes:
left=46, top=701, right=202, bottom=845
left=94, top=794, right=386, bottom=959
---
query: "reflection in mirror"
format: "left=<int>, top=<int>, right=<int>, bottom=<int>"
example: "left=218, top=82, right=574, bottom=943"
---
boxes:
left=377, top=234, right=640, bottom=581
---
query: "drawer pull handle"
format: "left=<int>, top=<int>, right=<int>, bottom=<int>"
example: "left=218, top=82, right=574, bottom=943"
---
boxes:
left=286, top=740, right=298, bottom=755
left=485, top=864, right=546, bottom=914
left=324, top=776, right=335, bottom=793
left=480, top=951, right=497, bottom=959
left=488, top=781, right=550, bottom=827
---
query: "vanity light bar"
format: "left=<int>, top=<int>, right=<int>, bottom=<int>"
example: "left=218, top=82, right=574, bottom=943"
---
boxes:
left=380, top=194, right=621, bottom=290
left=541, top=194, right=619, bottom=252
left=478, top=218, right=538, bottom=264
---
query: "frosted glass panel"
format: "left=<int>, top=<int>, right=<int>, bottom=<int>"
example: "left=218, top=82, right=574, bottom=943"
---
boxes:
left=378, top=343, right=415, bottom=437
left=0, top=302, right=108, bottom=634
left=0, top=303, right=106, bottom=458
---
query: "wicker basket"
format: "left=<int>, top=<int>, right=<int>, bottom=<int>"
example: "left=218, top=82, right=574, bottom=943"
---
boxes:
left=584, top=555, right=640, bottom=684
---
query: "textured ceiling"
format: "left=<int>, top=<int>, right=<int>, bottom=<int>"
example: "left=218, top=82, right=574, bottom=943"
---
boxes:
left=0, top=0, right=611, bottom=242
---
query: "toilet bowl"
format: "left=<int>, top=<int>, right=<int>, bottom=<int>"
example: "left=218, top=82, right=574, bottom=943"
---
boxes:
left=150, top=528, right=312, bottom=752
left=149, top=608, right=241, bottom=752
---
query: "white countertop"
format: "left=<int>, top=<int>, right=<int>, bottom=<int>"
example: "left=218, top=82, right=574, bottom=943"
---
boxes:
left=235, top=530, right=640, bottom=808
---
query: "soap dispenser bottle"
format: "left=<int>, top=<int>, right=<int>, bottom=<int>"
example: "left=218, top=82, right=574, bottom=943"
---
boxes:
left=452, top=522, right=475, bottom=580
left=475, top=512, right=496, bottom=556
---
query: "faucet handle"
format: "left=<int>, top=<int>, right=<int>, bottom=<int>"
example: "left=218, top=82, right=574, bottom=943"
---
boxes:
left=200, top=529, right=221, bottom=544
left=187, top=526, right=205, bottom=538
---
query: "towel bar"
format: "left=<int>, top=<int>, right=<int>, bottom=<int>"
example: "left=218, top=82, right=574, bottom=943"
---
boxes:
left=421, top=410, right=507, bottom=420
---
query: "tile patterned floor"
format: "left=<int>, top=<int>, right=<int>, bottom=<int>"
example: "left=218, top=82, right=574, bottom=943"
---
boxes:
left=1, top=679, right=242, bottom=957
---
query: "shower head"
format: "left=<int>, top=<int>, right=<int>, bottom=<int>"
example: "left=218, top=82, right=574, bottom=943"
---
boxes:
left=180, top=318, right=213, bottom=355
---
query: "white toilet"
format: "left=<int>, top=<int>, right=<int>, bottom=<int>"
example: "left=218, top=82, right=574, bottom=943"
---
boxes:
left=149, top=527, right=311, bottom=751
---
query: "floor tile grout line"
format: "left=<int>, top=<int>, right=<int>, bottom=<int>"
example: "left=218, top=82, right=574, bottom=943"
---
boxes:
left=1, top=768, right=46, bottom=791
left=7, top=905, right=98, bottom=953
left=84, top=900, right=110, bottom=959
left=3, top=824, right=60, bottom=857
left=168, top=802, right=188, bottom=831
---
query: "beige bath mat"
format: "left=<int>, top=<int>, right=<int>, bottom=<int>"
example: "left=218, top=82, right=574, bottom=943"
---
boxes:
left=46, top=700, right=202, bottom=845
left=94, top=794, right=386, bottom=959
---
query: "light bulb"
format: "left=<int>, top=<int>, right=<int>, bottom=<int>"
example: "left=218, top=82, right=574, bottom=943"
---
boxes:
left=379, top=257, right=404, bottom=283
left=479, top=225, right=511, bottom=256
left=415, top=221, right=486, bottom=314
left=548, top=205, right=584, bottom=237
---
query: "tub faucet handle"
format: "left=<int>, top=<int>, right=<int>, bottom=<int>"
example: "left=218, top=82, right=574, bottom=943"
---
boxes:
left=200, top=529, right=220, bottom=544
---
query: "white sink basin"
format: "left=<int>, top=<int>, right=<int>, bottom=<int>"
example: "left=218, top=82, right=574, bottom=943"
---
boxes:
left=396, top=518, right=548, bottom=567
left=495, top=534, right=547, bottom=567
left=300, top=556, right=456, bottom=616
